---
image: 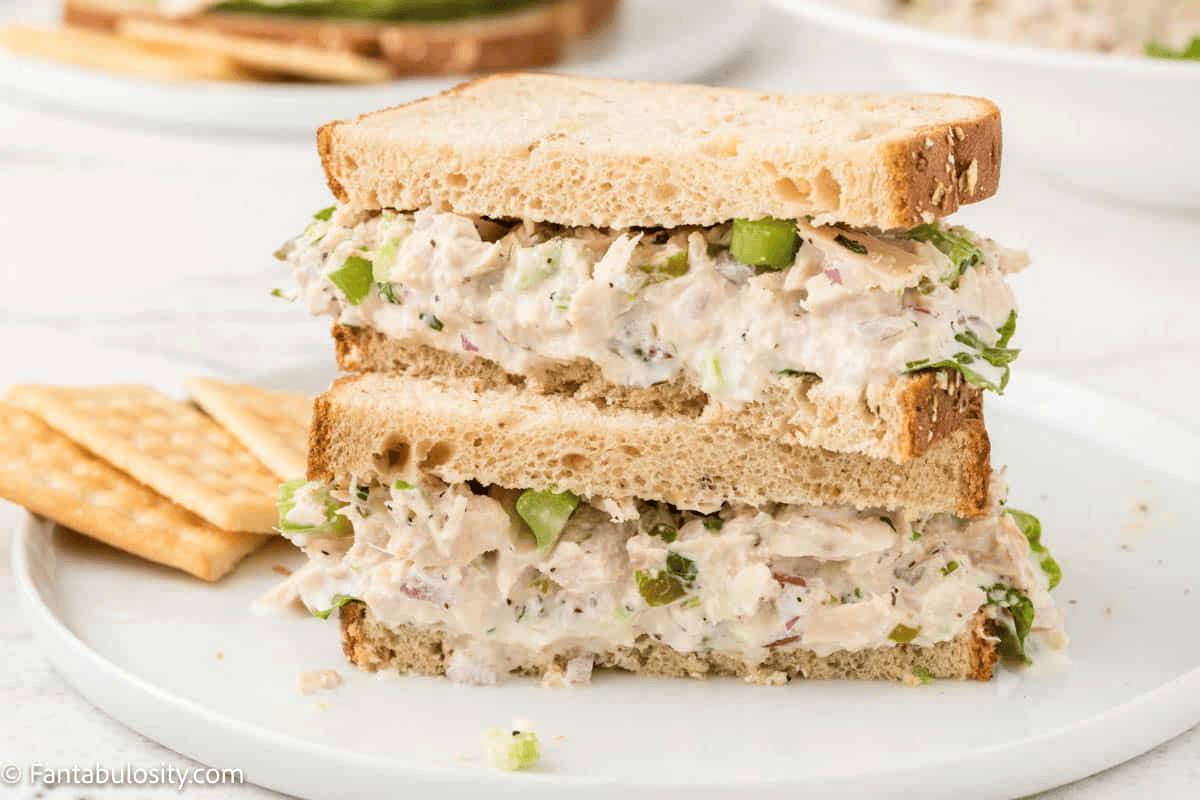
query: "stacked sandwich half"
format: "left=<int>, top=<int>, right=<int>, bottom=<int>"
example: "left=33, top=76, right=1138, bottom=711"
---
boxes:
left=271, top=74, right=1065, bottom=686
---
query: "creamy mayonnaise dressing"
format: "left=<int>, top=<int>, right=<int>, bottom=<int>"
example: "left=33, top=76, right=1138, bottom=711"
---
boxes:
left=264, top=474, right=1063, bottom=685
left=284, top=207, right=1025, bottom=404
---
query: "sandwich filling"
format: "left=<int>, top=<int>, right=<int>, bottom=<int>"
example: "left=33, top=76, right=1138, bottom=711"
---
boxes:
left=281, top=206, right=1027, bottom=406
left=162, top=0, right=545, bottom=21
left=264, top=473, right=1063, bottom=685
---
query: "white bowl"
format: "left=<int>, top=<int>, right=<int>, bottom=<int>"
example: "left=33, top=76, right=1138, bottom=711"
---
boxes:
left=768, top=0, right=1200, bottom=212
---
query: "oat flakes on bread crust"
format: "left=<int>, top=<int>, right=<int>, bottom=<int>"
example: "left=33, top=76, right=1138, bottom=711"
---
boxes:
left=307, top=372, right=991, bottom=518
left=317, top=73, right=1001, bottom=230
left=340, top=601, right=999, bottom=682
left=332, top=324, right=982, bottom=464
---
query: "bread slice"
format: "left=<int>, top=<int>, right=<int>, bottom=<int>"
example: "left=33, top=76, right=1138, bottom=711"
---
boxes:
left=341, top=601, right=998, bottom=682
left=63, top=0, right=618, bottom=77
left=308, top=372, right=991, bottom=517
left=317, top=73, right=1002, bottom=230
left=333, top=325, right=983, bottom=464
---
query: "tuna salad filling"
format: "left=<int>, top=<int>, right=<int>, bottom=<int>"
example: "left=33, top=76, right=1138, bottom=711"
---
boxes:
left=263, top=473, right=1064, bottom=685
left=280, top=205, right=1028, bottom=405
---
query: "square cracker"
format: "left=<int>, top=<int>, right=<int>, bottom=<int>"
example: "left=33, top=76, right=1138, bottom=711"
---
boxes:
left=0, top=401, right=266, bottom=581
left=8, top=384, right=280, bottom=532
left=0, top=25, right=256, bottom=81
left=117, top=19, right=393, bottom=83
left=185, top=377, right=311, bottom=482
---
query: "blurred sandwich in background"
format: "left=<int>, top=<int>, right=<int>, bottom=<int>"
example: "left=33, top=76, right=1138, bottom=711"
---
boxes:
left=0, top=0, right=619, bottom=83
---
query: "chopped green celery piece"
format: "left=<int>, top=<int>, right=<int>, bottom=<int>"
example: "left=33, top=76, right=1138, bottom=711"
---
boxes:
left=703, top=517, right=723, bottom=532
left=903, top=223, right=984, bottom=282
left=372, top=238, right=402, bottom=282
left=481, top=728, right=540, bottom=771
left=700, top=353, right=724, bottom=393
left=514, top=241, right=562, bottom=290
left=912, top=666, right=934, bottom=684
left=311, top=593, right=354, bottom=619
left=1008, top=508, right=1061, bottom=590
left=1145, top=37, right=1200, bottom=59
left=419, top=312, right=444, bottom=331
left=393, top=479, right=414, bottom=490
left=888, top=624, right=920, bottom=644
left=277, top=479, right=350, bottom=536
left=612, top=604, right=635, bottom=623
left=312, top=205, right=335, bottom=221
left=941, top=560, right=959, bottom=576
left=680, top=596, right=701, bottom=609
left=834, top=233, right=868, bottom=255
left=639, top=250, right=690, bottom=278
left=516, top=489, right=580, bottom=554
left=730, top=217, right=800, bottom=269
left=270, top=288, right=287, bottom=299
left=329, top=255, right=374, bottom=306
left=663, top=250, right=689, bottom=276
left=984, top=583, right=1035, bottom=664
left=636, top=570, right=686, bottom=606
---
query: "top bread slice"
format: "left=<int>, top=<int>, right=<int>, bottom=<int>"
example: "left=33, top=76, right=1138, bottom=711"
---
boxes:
left=317, top=73, right=1002, bottom=230
left=308, top=372, right=991, bottom=518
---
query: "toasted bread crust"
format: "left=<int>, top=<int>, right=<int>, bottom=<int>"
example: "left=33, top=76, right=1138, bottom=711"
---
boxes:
left=63, top=0, right=618, bottom=76
left=340, top=601, right=998, bottom=682
left=316, top=74, right=1002, bottom=230
left=332, top=324, right=982, bottom=463
left=886, top=110, right=1002, bottom=226
left=306, top=372, right=990, bottom=517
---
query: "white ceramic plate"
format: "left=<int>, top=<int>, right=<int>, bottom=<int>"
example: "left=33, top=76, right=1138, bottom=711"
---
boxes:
left=768, top=0, right=1200, bottom=212
left=11, top=368, right=1200, bottom=798
left=0, top=0, right=761, bottom=134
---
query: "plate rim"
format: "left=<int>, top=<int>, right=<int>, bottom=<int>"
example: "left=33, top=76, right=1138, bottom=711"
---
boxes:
left=12, top=369, right=1200, bottom=798
left=0, top=0, right=763, bottom=135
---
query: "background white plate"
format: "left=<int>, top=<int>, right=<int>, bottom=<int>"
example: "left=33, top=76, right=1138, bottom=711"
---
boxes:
left=0, top=0, right=761, bottom=134
left=768, top=0, right=1200, bottom=212
left=12, top=370, right=1200, bottom=799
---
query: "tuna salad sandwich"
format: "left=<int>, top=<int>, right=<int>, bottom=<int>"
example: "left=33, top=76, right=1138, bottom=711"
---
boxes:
left=267, top=74, right=1065, bottom=685
left=61, top=0, right=618, bottom=78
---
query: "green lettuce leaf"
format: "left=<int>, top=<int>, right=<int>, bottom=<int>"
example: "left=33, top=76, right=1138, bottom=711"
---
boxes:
left=904, top=310, right=1020, bottom=393
left=903, top=222, right=984, bottom=284
left=984, top=583, right=1035, bottom=664
left=311, top=593, right=355, bottom=619
left=1008, top=508, right=1062, bottom=590
left=212, top=0, right=541, bottom=23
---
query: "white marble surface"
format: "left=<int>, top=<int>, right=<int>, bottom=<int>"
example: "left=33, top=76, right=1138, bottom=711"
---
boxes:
left=0, top=3, right=1198, bottom=798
